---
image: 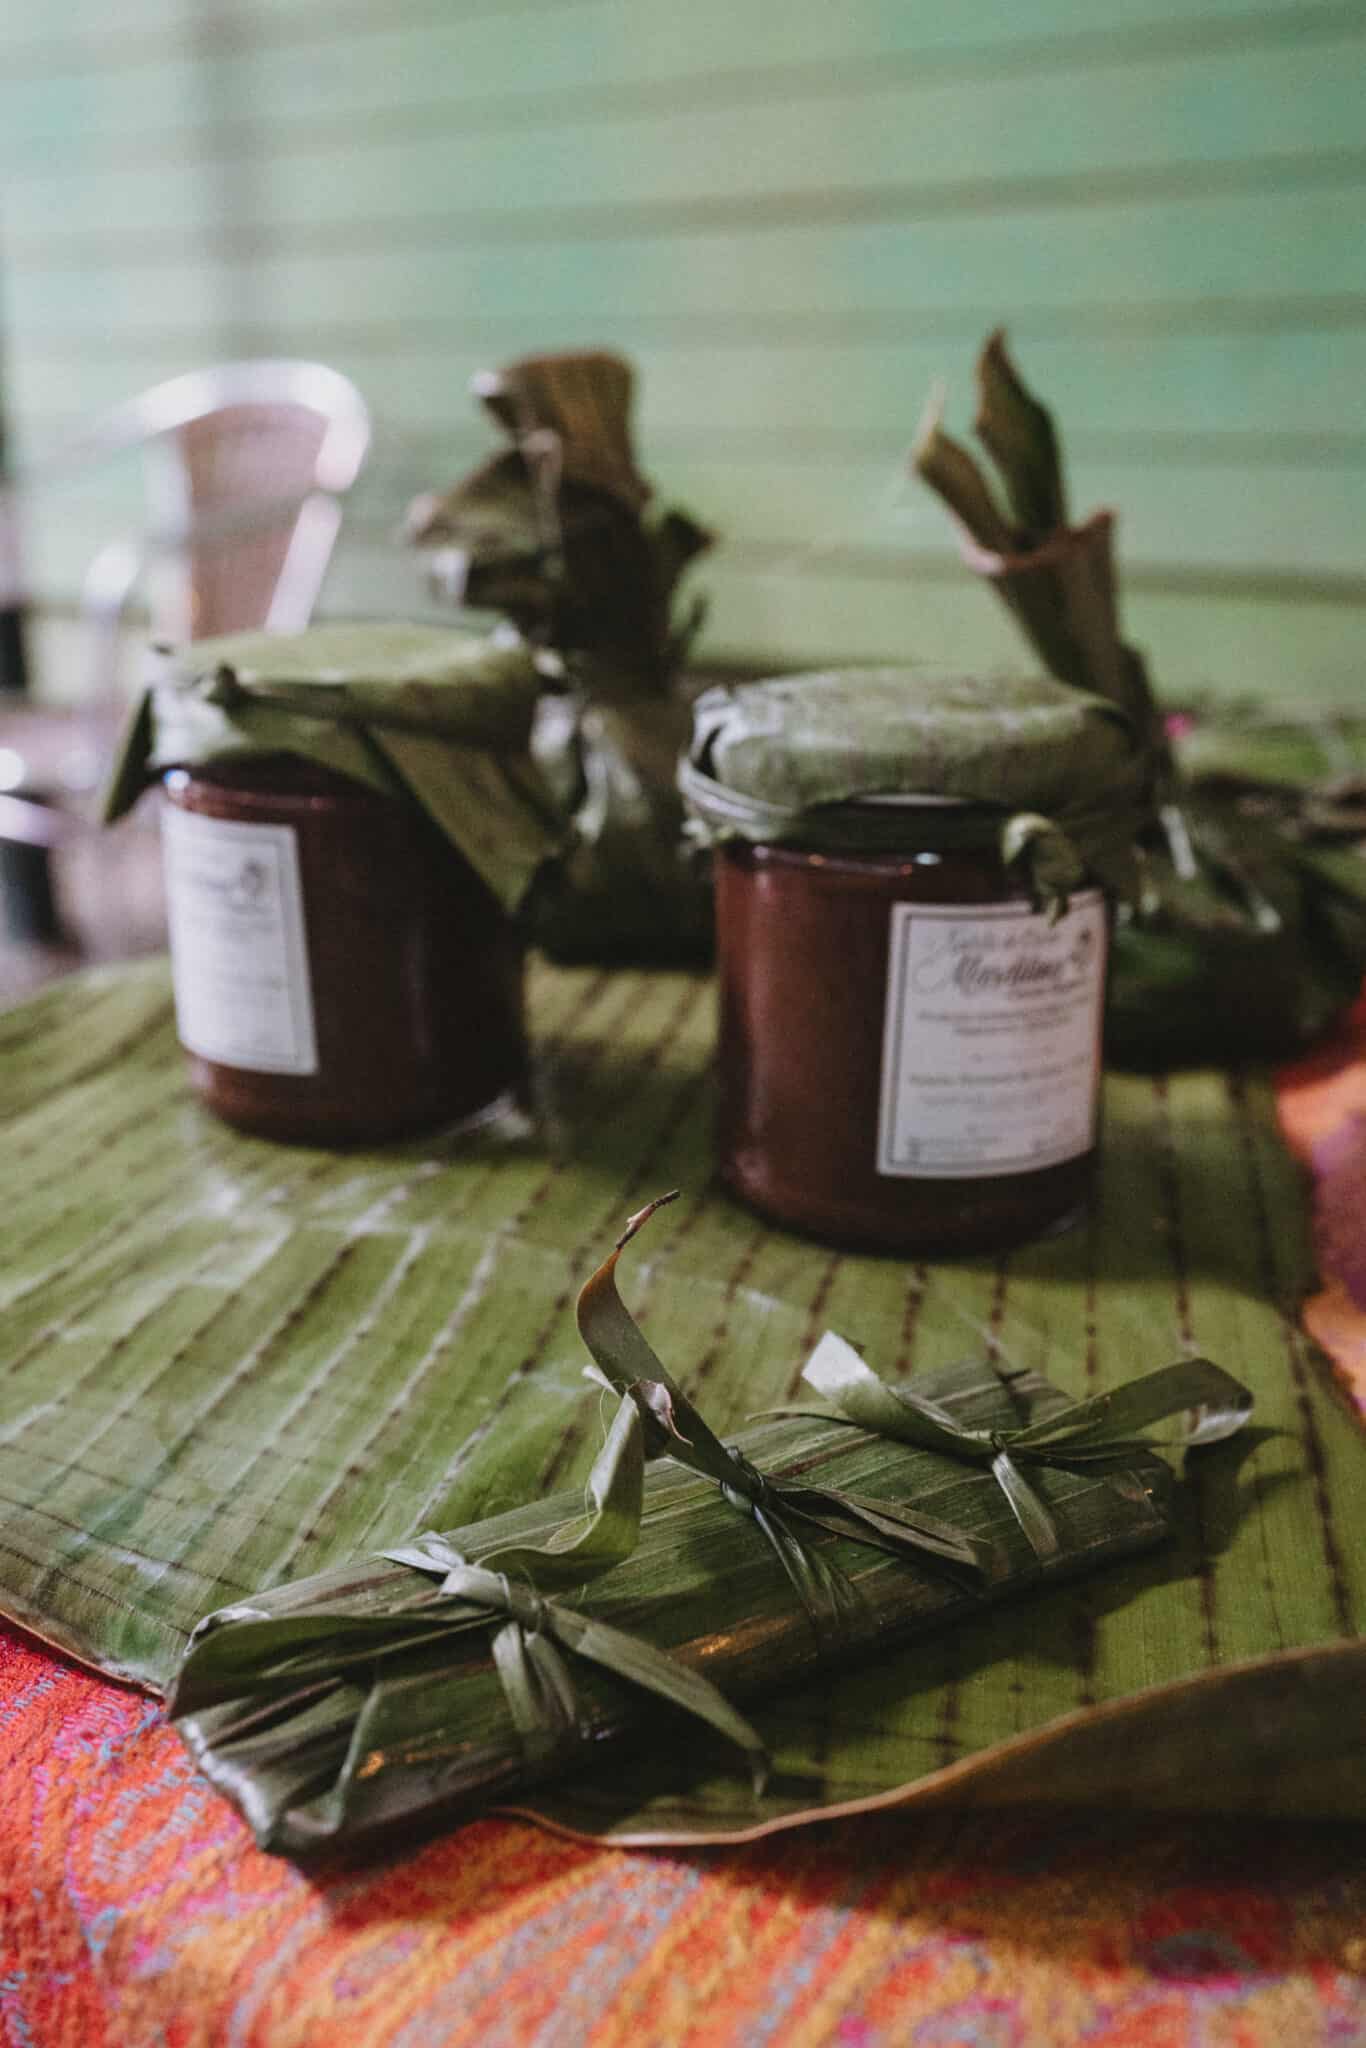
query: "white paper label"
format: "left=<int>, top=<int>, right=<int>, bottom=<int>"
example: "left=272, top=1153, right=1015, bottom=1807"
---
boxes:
left=876, top=891, right=1106, bottom=1179
left=162, top=807, right=318, bottom=1076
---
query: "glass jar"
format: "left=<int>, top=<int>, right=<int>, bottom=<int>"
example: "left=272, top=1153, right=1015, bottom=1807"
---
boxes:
left=682, top=667, right=1146, bottom=1258
left=714, top=810, right=1108, bottom=1254
left=161, top=756, right=525, bottom=1144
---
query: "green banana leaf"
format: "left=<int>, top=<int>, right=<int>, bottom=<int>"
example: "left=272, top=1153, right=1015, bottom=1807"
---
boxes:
left=101, top=622, right=568, bottom=915
left=406, top=349, right=714, bottom=962
left=679, top=667, right=1150, bottom=914
left=911, top=332, right=1366, bottom=1066
left=1175, top=702, right=1366, bottom=808
left=0, top=958, right=1362, bottom=1843
left=527, top=691, right=713, bottom=963
left=1173, top=708, right=1366, bottom=973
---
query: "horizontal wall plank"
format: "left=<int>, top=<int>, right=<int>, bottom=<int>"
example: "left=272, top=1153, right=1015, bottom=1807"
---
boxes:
left=700, top=570, right=1366, bottom=703
left=13, top=328, right=1364, bottom=453
left=12, top=291, right=1366, bottom=358
left=653, top=459, right=1366, bottom=577
left=7, top=34, right=1363, bottom=223
left=19, top=509, right=1364, bottom=704
left=20, top=550, right=1366, bottom=709
left=10, top=149, right=1366, bottom=274
left=9, top=191, right=1365, bottom=337
left=316, top=542, right=1366, bottom=701
left=302, top=447, right=1366, bottom=581
left=16, top=462, right=1366, bottom=590
left=19, top=461, right=1366, bottom=614
left=0, top=0, right=1343, bottom=99
left=13, top=388, right=1366, bottom=578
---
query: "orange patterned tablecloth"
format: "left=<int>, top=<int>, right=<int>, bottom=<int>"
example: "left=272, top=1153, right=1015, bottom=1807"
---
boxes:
left=3, top=1004, right=1365, bottom=2048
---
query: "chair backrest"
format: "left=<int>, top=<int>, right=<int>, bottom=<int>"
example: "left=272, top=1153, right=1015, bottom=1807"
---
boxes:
left=91, top=360, right=371, bottom=642
left=0, top=365, right=372, bottom=943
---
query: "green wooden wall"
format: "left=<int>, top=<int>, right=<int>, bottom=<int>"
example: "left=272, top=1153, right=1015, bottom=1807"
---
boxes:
left=3, top=0, right=1364, bottom=700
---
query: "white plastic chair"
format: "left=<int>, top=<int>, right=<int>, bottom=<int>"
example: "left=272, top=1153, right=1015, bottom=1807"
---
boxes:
left=58, top=358, right=371, bottom=699
left=0, top=360, right=371, bottom=941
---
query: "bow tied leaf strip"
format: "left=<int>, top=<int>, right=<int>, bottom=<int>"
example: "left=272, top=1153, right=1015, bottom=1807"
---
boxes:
left=786, top=1332, right=1254, bottom=1566
left=576, top=1194, right=1001, bottom=1634
left=376, top=1540, right=766, bottom=1789
left=169, top=1198, right=1252, bottom=1860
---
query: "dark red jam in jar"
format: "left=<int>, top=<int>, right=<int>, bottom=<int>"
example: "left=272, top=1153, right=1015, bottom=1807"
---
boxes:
left=161, top=757, right=526, bottom=1144
left=682, top=669, right=1147, bottom=1256
left=714, top=821, right=1107, bottom=1253
left=102, top=620, right=558, bottom=1146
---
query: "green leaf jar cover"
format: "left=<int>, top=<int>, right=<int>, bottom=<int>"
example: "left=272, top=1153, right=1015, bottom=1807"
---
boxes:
left=680, top=668, right=1150, bottom=1254
left=104, top=621, right=566, bottom=1145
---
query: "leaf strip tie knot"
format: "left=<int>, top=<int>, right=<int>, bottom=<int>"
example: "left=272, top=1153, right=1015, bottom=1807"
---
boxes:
left=720, top=1450, right=777, bottom=1518
left=574, top=1197, right=1004, bottom=1649
left=380, top=1521, right=768, bottom=1791
left=492, top=1572, right=551, bottom=1640
left=796, top=1336, right=1254, bottom=1564
left=376, top=1539, right=577, bottom=1766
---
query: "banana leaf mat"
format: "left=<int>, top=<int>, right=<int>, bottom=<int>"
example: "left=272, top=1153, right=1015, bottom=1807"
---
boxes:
left=0, top=956, right=1362, bottom=1843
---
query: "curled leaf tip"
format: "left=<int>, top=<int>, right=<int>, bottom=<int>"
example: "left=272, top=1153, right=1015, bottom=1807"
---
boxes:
left=908, top=381, right=948, bottom=471
left=617, top=1189, right=680, bottom=1251
left=978, top=326, right=1014, bottom=376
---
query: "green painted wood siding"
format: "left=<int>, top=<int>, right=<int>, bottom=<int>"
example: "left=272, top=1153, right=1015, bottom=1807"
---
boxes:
left=3, top=0, right=1364, bottom=698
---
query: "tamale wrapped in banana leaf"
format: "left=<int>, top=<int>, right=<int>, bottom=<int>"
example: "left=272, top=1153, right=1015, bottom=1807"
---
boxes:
left=911, top=333, right=1366, bottom=1066
left=171, top=1199, right=1251, bottom=1861
left=406, top=349, right=714, bottom=962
